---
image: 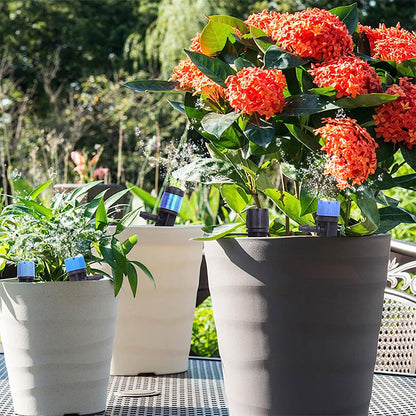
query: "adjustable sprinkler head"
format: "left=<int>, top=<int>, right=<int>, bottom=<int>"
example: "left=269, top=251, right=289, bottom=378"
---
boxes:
left=65, top=255, right=87, bottom=281
left=299, top=200, right=340, bottom=237
left=17, top=261, right=35, bottom=282
left=139, top=186, right=184, bottom=226
left=246, top=208, right=269, bottom=237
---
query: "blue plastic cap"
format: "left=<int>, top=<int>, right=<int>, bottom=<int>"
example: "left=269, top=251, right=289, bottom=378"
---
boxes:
left=317, top=200, right=340, bottom=217
left=65, top=255, right=86, bottom=272
left=17, top=261, right=35, bottom=277
left=159, top=191, right=183, bottom=213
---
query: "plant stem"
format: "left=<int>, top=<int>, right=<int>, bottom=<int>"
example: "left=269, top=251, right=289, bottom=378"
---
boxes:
left=345, top=198, right=351, bottom=227
left=280, top=169, right=291, bottom=235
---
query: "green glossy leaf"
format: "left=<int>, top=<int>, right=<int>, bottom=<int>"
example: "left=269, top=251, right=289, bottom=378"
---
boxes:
left=377, top=206, right=416, bottom=233
left=196, top=222, right=243, bottom=240
left=111, top=238, right=127, bottom=275
left=122, top=80, right=179, bottom=93
left=63, top=181, right=102, bottom=205
left=336, top=93, right=398, bottom=109
left=126, top=262, right=138, bottom=297
left=264, top=188, right=314, bottom=225
left=329, top=3, right=358, bottom=35
left=264, top=46, right=309, bottom=69
left=95, top=199, right=108, bottom=231
left=201, top=112, right=241, bottom=139
left=167, top=100, right=186, bottom=114
left=131, top=260, right=155, bottom=285
left=281, top=94, right=340, bottom=116
left=103, top=188, right=130, bottom=213
left=244, top=119, right=275, bottom=148
left=84, top=190, right=107, bottom=218
left=220, top=184, right=251, bottom=215
left=208, top=15, right=249, bottom=34
left=285, top=123, right=321, bottom=152
left=128, top=184, right=157, bottom=209
left=115, top=208, right=141, bottom=234
left=234, top=57, right=255, bottom=71
left=401, top=146, right=416, bottom=171
left=346, top=217, right=379, bottom=236
left=352, top=186, right=380, bottom=228
left=112, top=267, right=124, bottom=296
left=200, top=20, right=235, bottom=56
left=121, top=235, right=138, bottom=255
left=185, top=50, right=235, bottom=86
left=179, top=194, right=198, bottom=223
left=29, top=180, right=52, bottom=200
left=393, top=174, right=416, bottom=190
left=308, top=87, right=337, bottom=97
left=250, top=26, right=273, bottom=53
left=397, top=58, right=416, bottom=77
left=15, top=198, right=53, bottom=219
left=99, top=242, right=116, bottom=268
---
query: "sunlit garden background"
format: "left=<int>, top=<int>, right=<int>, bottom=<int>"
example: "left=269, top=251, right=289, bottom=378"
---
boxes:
left=1, top=0, right=416, bottom=356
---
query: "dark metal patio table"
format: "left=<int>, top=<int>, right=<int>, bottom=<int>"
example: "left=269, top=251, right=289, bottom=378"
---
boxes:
left=0, top=354, right=416, bottom=416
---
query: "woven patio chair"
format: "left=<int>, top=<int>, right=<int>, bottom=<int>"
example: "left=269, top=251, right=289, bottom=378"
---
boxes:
left=376, top=243, right=416, bottom=373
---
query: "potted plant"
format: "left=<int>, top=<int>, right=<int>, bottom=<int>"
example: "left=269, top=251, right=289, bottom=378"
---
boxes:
left=123, top=4, right=416, bottom=415
left=0, top=181, right=151, bottom=416
left=107, top=184, right=210, bottom=375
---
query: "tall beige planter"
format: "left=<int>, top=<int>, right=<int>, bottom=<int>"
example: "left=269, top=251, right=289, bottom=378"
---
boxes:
left=109, top=225, right=203, bottom=375
left=0, top=279, right=117, bottom=416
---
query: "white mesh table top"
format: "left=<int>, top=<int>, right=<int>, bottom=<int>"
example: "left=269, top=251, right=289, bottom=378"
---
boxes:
left=0, top=354, right=416, bottom=415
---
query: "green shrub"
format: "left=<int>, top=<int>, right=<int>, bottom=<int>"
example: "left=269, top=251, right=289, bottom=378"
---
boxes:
left=191, top=297, right=219, bottom=357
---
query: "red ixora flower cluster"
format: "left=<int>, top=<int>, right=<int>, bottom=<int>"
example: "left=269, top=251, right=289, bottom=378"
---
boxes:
left=359, top=23, right=416, bottom=63
left=373, top=78, right=416, bottom=149
left=246, top=8, right=353, bottom=61
left=315, top=117, right=378, bottom=190
left=170, top=33, right=225, bottom=101
left=225, top=67, right=286, bottom=119
left=309, top=56, right=382, bottom=98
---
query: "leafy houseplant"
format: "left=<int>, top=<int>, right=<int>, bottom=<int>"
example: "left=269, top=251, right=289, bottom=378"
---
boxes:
left=0, top=181, right=152, bottom=416
left=0, top=180, right=150, bottom=295
left=123, top=4, right=416, bottom=416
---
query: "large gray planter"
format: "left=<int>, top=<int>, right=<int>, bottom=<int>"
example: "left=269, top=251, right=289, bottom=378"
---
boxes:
left=204, top=234, right=391, bottom=416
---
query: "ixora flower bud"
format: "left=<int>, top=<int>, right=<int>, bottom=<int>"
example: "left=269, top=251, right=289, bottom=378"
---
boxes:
left=17, top=261, right=35, bottom=282
left=65, top=255, right=87, bottom=281
left=139, top=186, right=184, bottom=226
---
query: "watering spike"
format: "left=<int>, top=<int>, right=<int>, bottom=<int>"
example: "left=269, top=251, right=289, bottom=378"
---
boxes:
left=17, top=261, right=35, bottom=282
left=246, top=208, right=269, bottom=237
left=139, top=186, right=184, bottom=226
left=299, top=200, right=340, bottom=237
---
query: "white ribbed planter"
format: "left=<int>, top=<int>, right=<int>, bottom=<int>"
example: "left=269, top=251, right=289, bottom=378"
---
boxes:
left=0, top=278, right=117, bottom=416
left=108, top=225, right=203, bottom=375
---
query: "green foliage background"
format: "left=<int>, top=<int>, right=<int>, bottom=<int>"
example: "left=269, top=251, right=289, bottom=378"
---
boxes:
left=1, top=0, right=414, bottom=197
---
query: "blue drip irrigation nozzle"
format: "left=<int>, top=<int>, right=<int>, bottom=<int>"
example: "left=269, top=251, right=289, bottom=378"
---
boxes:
left=65, top=255, right=87, bottom=281
left=139, top=186, right=184, bottom=226
left=299, top=200, right=340, bottom=237
left=17, top=261, right=35, bottom=282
